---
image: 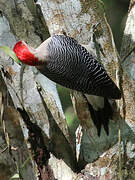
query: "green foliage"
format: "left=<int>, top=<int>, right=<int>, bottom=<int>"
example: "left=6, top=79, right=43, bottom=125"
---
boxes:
left=65, top=110, right=78, bottom=135
left=10, top=156, right=31, bottom=180
left=57, top=85, right=79, bottom=133
left=10, top=174, right=19, bottom=180
left=97, top=0, right=105, bottom=14
left=0, top=46, right=20, bottom=64
left=101, top=0, right=129, bottom=51
left=57, top=85, right=72, bottom=111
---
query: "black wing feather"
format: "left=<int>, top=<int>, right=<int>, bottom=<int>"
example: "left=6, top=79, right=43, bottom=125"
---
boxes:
left=39, top=35, right=121, bottom=99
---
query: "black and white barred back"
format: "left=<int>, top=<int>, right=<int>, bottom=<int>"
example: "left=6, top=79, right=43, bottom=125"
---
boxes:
left=41, top=34, right=121, bottom=99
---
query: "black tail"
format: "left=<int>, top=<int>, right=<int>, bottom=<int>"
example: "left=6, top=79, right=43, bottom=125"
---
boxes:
left=87, top=98, right=113, bottom=136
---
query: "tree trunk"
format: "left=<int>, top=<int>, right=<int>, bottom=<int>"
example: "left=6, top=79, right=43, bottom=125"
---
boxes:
left=0, top=0, right=135, bottom=179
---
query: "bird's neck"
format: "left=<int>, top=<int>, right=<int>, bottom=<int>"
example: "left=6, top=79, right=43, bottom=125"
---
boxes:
left=34, top=37, right=52, bottom=66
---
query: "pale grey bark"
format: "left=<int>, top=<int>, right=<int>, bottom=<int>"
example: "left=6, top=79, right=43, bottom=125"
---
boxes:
left=0, top=0, right=76, bottom=179
left=0, top=0, right=135, bottom=179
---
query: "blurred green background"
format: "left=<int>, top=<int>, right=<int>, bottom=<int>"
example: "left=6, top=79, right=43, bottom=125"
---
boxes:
left=103, top=0, right=129, bottom=51
left=58, top=0, right=130, bottom=135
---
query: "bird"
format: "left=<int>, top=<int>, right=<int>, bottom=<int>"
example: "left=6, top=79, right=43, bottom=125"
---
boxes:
left=13, top=34, right=121, bottom=136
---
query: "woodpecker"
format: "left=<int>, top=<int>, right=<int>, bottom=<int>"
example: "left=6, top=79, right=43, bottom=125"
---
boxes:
left=13, top=34, right=121, bottom=136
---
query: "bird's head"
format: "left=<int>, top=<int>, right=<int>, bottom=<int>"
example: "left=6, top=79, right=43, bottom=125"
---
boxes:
left=13, top=41, right=39, bottom=66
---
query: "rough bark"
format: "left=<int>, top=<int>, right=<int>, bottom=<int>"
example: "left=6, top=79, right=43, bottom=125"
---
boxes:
left=0, top=0, right=76, bottom=179
left=0, top=0, right=135, bottom=179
